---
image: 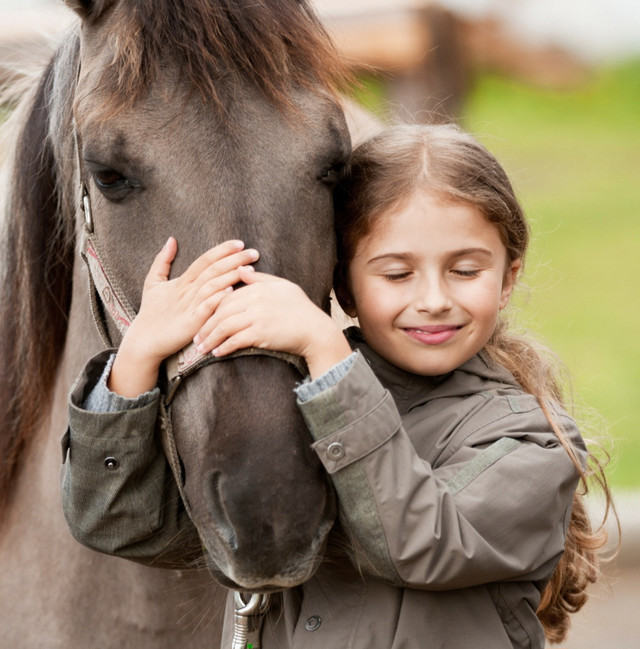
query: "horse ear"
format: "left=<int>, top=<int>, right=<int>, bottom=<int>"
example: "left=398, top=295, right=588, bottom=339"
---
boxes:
left=63, top=0, right=116, bottom=21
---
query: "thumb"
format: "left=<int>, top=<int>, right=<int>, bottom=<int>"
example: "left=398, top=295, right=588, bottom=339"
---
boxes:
left=146, top=237, right=177, bottom=286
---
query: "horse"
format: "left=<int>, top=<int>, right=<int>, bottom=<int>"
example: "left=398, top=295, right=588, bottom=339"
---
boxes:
left=0, top=1, right=361, bottom=646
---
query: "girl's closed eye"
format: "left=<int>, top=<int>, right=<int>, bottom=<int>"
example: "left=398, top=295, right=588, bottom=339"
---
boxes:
left=451, top=267, right=481, bottom=278
left=384, top=271, right=413, bottom=281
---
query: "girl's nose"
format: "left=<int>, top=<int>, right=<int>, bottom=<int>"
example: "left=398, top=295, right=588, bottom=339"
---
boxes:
left=414, top=275, right=452, bottom=314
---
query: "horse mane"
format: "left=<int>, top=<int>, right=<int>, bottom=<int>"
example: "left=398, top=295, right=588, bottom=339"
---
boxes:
left=0, top=35, right=78, bottom=519
left=98, top=0, right=347, bottom=115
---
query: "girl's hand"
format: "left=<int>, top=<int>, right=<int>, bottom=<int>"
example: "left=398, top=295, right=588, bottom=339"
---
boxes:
left=108, top=238, right=259, bottom=397
left=195, top=267, right=352, bottom=379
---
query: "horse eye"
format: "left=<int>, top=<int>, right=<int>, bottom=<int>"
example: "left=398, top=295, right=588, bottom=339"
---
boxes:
left=319, top=162, right=346, bottom=185
left=88, top=166, right=140, bottom=201
left=93, top=169, right=125, bottom=189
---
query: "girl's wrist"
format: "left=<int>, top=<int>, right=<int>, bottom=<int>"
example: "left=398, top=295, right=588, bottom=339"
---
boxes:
left=304, top=325, right=352, bottom=379
left=108, top=332, right=163, bottom=398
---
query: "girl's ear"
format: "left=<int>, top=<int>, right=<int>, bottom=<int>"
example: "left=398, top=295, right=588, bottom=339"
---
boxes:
left=499, top=259, right=522, bottom=310
left=333, top=282, right=357, bottom=318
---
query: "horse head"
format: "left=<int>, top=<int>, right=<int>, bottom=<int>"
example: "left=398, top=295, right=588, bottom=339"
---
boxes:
left=64, top=0, right=350, bottom=591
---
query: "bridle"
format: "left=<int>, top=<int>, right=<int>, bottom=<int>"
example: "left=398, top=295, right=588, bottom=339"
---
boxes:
left=69, top=38, right=306, bottom=389
left=70, top=55, right=306, bottom=403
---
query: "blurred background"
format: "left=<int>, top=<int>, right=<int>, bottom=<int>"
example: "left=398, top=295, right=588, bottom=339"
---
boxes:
left=1, top=1, right=638, bottom=646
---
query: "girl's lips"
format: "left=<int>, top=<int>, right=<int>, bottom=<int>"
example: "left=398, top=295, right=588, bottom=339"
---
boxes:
left=404, top=325, right=461, bottom=346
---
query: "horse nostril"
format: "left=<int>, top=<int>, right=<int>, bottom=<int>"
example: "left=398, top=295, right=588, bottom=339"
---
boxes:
left=205, top=470, right=238, bottom=552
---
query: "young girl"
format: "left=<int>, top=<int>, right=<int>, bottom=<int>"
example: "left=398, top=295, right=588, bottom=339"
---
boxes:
left=62, top=123, right=611, bottom=648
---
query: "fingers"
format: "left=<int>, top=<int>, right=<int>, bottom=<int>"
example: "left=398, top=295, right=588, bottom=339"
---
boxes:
left=237, top=267, right=274, bottom=284
left=192, top=277, right=296, bottom=355
left=209, top=316, right=257, bottom=358
left=211, top=330, right=256, bottom=358
left=144, top=237, right=178, bottom=288
left=193, top=291, right=244, bottom=351
left=192, top=251, right=258, bottom=295
left=191, top=285, right=234, bottom=324
left=182, top=240, right=258, bottom=284
left=181, top=240, right=243, bottom=282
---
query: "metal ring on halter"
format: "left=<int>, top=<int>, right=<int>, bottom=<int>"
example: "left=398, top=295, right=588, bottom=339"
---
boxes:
left=233, top=591, right=269, bottom=616
left=82, top=186, right=94, bottom=232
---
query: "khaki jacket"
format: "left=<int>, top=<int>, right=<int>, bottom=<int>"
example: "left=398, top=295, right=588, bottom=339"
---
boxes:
left=63, top=332, right=583, bottom=648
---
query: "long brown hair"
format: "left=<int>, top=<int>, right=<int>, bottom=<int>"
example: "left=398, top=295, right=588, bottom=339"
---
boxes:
left=334, top=123, right=615, bottom=643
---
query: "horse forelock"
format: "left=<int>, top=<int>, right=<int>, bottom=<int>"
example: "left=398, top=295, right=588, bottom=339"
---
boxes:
left=93, top=0, right=347, bottom=115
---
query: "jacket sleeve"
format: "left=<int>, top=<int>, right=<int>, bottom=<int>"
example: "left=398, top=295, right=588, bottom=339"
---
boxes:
left=61, top=350, right=201, bottom=568
left=298, top=352, right=582, bottom=591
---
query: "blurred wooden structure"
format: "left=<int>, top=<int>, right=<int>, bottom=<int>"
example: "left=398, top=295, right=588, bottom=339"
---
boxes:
left=317, top=0, right=588, bottom=122
left=317, top=0, right=469, bottom=122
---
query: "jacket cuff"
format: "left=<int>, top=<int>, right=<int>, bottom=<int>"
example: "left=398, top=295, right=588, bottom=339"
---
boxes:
left=297, top=352, right=402, bottom=474
left=294, top=352, right=357, bottom=402
left=69, top=349, right=160, bottom=413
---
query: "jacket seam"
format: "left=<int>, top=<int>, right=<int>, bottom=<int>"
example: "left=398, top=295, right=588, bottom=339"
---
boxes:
left=446, top=437, right=522, bottom=495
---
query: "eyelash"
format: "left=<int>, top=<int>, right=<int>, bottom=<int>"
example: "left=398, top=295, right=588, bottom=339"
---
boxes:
left=384, top=269, right=480, bottom=281
left=384, top=272, right=412, bottom=281
left=452, top=269, right=480, bottom=278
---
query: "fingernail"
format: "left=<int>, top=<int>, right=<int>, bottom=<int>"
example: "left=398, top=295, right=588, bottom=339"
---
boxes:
left=193, top=334, right=200, bottom=345
left=247, top=248, right=259, bottom=260
left=164, top=237, right=172, bottom=248
left=196, top=343, right=206, bottom=354
left=242, top=265, right=255, bottom=272
left=211, top=347, right=220, bottom=357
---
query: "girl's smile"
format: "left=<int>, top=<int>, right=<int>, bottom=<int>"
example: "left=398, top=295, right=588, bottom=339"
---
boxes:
left=403, top=325, right=462, bottom=346
left=345, top=190, right=521, bottom=376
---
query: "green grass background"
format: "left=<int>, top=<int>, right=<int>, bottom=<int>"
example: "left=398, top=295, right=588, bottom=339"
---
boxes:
left=361, top=60, right=640, bottom=487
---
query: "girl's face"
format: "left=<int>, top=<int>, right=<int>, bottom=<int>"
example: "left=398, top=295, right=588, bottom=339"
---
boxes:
left=345, top=191, right=521, bottom=376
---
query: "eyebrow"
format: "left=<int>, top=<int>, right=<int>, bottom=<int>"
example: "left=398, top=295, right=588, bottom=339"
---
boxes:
left=366, top=247, right=494, bottom=265
left=450, top=247, right=495, bottom=260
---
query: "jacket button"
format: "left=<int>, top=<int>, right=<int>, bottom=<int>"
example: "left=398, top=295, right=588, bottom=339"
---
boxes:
left=305, top=615, right=322, bottom=631
left=104, top=457, right=119, bottom=470
left=326, top=442, right=345, bottom=460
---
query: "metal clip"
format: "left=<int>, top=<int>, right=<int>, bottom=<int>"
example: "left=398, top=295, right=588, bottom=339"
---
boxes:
left=231, top=591, right=269, bottom=649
